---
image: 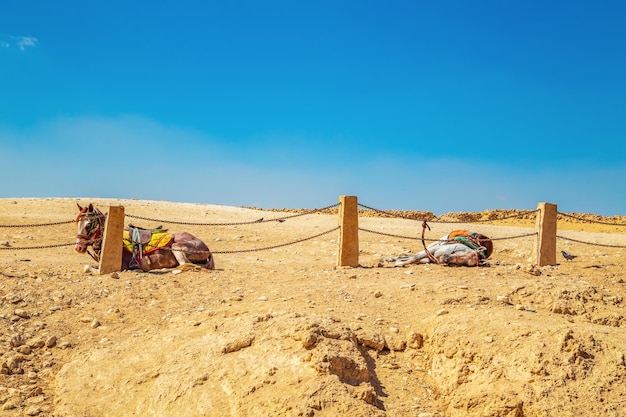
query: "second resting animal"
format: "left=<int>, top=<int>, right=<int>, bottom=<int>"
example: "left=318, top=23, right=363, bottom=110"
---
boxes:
left=387, top=230, right=493, bottom=267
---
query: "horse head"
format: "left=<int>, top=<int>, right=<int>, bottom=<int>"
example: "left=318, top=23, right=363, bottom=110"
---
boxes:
left=75, top=203, right=106, bottom=258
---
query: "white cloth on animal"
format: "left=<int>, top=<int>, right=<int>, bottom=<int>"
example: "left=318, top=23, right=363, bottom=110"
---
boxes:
left=394, top=234, right=480, bottom=267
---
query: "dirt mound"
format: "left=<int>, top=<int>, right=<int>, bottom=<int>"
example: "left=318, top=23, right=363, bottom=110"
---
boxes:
left=54, top=312, right=386, bottom=417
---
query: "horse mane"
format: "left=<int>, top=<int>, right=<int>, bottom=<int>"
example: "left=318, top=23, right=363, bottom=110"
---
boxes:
left=76, top=203, right=102, bottom=223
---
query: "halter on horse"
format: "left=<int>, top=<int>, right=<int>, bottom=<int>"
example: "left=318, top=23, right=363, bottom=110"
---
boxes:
left=75, top=203, right=106, bottom=262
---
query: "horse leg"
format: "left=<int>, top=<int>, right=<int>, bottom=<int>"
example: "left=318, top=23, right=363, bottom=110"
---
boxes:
left=170, top=232, right=214, bottom=269
left=171, top=244, right=193, bottom=266
left=393, top=240, right=448, bottom=266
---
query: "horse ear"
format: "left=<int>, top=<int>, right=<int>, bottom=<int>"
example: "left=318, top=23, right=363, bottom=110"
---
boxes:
left=77, top=203, right=83, bottom=211
left=88, top=203, right=94, bottom=212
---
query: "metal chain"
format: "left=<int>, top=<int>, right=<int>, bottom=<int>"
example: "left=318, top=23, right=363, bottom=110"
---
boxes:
left=556, top=235, right=626, bottom=249
left=0, top=219, right=75, bottom=228
left=212, top=227, right=340, bottom=254
left=358, top=227, right=536, bottom=242
left=557, top=212, right=626, bottom=226
left=489, top=232, right=538, bottom=241
left=0, top=242, right=76, bottom=250
left=125, top=203, right=341, bottom=226
left=357, top=203, right=537, bottom=223
left=436, top=210, right=539, bottom=224
left=358, top=227, right=440, bottom=242
left=356, top=203, right=432, bottom=221
left=126, top=213, right=264, bottom=226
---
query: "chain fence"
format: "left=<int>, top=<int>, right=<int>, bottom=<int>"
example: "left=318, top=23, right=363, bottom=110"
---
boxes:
left=0, top=204, right=342, bottom=254
left=0, top=219, right=75, bottom=228
left=0, top=217, right=77, bottom=250
left=357, top=203, right=538, bottom=223
left=2, top=203, right=625, bottom=256
left=125, top=203, right=340, bottom=227
left=555, top=211, right=626, bottom=249
left=357, top=202, right=539, bottom=244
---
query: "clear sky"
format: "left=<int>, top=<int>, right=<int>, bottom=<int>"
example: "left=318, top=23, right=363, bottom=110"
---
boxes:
left=1, top=1, right=625, bottom=215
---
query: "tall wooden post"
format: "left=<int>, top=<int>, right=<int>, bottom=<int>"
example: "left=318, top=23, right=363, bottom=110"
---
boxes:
left=337, top=195, right=359, bottom=267
left=99, top=206, right=125, bottom=274
left=534, top=202, right=557, bottom=266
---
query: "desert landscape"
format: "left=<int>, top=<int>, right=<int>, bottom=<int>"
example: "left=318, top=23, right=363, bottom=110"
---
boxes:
left=1, top=197, right=626, bottom=417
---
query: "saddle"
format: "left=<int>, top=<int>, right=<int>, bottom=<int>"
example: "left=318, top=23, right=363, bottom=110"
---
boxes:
left=447, top=230, right=493, bottom=259
left=128, top=224, right=163, bottom=245
left=123, top=224, right=172, bottom=269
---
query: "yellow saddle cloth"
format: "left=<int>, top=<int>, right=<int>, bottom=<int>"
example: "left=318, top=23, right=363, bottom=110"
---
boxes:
left=123, top=230, right=173, bottom=255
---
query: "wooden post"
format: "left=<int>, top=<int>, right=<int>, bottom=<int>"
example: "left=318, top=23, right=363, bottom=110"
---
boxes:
left=337, top=195, right=359, bottom=267
left=534, top=202, right=557, bottom=266
left=99, top=206, right=125, bottom=274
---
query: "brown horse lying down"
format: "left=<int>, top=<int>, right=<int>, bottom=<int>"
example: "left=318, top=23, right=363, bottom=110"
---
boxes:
left=386, top=230, right=493, bottom=267
left=75, top=203, right=215, bottom=271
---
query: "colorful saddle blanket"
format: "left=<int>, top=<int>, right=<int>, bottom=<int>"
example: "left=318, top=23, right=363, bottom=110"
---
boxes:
left=446, top=230, right=493, bottom=259
left=123, top=228, right=173, bottom=255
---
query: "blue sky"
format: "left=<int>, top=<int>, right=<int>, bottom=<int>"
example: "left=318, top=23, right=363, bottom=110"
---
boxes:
left=1, top=1, right=625, bottom=215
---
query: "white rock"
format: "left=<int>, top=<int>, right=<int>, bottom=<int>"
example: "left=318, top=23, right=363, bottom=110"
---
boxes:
left=497, top=295, right=510, bottom=304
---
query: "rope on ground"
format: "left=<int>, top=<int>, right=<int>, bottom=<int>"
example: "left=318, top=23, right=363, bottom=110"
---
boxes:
left=125, top=203, right=340, bottom=226
left=211, top=227, right=340, bottom=254
left=557, top=212, right=626, bottom=226
left=0, top=219, right=75, bottom=228
left=556, top=235, right=626, bottom=249
left=0, top=242, right=76, bottom=250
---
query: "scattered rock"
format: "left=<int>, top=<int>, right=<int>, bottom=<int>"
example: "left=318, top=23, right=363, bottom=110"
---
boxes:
left=385, top=334, right=406, bottom=351
left=222, top=336, right=255, bottom=354
left=17, top=345, right=32, bottom=355
left=10, top=334, right=25, bottom=347
left=24, top=405, right=42, bottom=416
left=408, top=332, right=424, bottom=349
left=45, top=336, right=57, bottom=348
left=14, top=309, right=30, bottom=318
left=496, top=295, right=510, bottom=304
left=356, top=331, right=386, bottom=351
left=2, top=397, right=21, bottom=410
left=526, top=264, right=542, bottom=276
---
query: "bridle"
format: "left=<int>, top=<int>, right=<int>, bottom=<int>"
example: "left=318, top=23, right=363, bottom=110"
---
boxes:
left=76, top=208, right=106, bottom=262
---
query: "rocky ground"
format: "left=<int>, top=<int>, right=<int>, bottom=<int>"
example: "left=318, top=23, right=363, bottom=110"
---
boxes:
left=1, top=198, right=625, bottom=417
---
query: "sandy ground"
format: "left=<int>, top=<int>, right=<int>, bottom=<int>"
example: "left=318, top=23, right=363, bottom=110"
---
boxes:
left=1, top=197, right=626, bottom=417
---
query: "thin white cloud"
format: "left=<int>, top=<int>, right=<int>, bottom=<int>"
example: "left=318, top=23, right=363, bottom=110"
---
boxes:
left=16, top=35, right=38, bottom=50
left=0, top=35, right=38, bottom=51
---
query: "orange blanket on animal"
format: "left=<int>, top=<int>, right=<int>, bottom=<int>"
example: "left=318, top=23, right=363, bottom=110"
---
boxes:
left=122, top=230, right=173, bottom=254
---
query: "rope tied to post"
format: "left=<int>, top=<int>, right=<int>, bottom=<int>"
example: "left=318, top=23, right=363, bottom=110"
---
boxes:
left=421, top=220, right=439, bottom=264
